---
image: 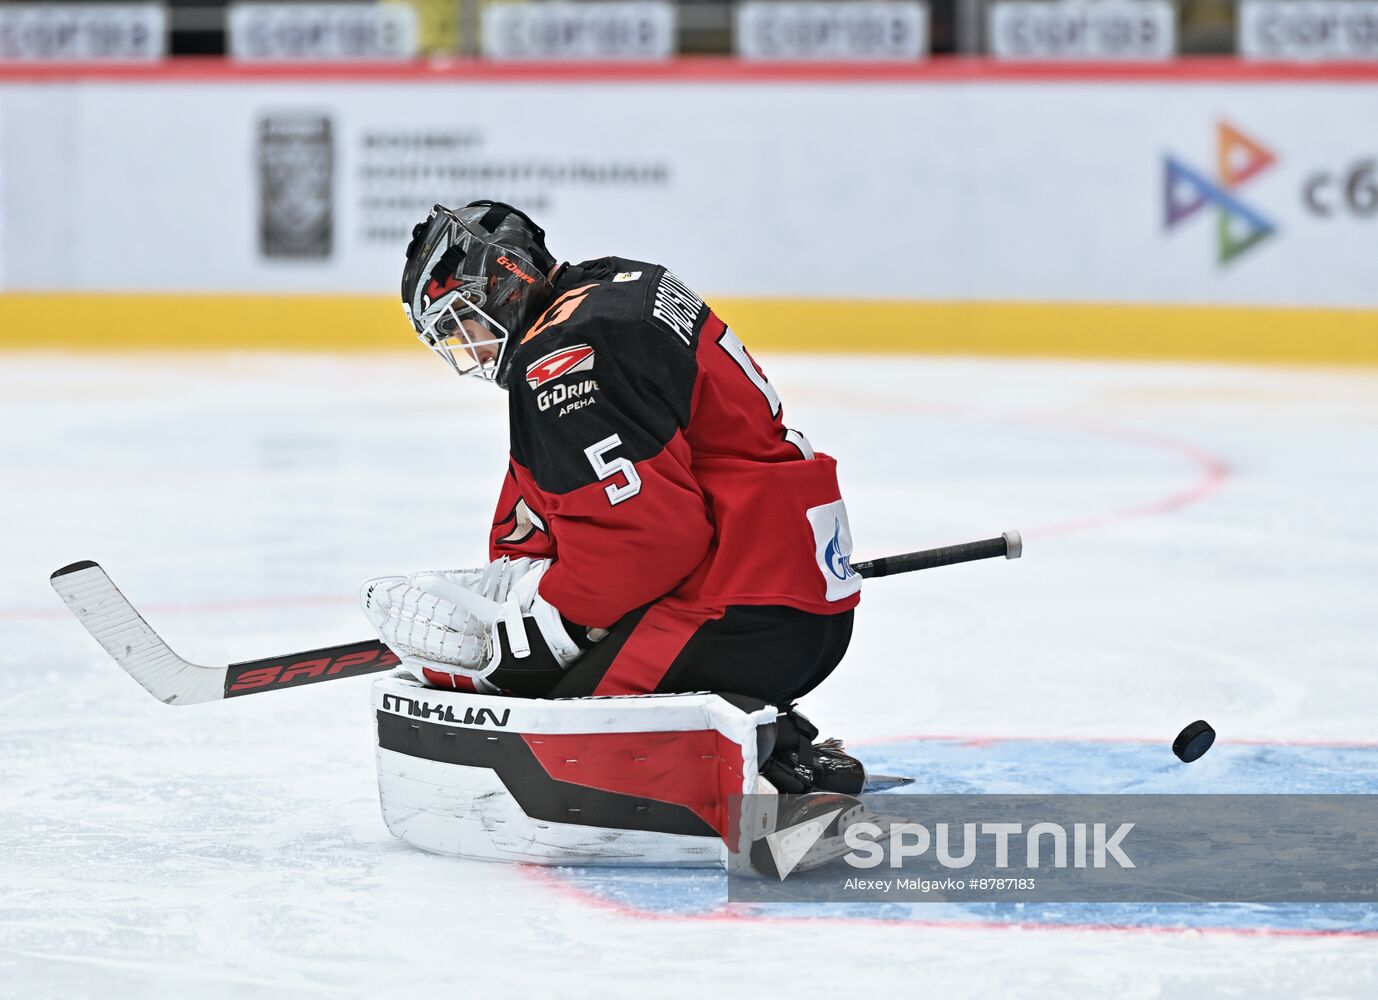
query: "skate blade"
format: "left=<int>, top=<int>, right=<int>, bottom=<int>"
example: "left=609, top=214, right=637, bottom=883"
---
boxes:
left=862, top=773, right=915, bottom=792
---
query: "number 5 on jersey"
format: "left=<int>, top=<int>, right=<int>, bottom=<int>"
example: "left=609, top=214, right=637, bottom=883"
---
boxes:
left=585, top=434, right=643, bottom=506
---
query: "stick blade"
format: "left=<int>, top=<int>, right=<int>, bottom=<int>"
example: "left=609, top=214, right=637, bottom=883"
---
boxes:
left=50, top=561, right=227, bottom=706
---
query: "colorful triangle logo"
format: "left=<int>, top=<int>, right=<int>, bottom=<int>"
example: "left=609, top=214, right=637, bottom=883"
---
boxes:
left=1217, top=206, right=1275, bottom=265
left=1163, top=121, right=1278, bottom=266
left=1218, top=122, right=1276, bottom=189
left=1164, top=156, right=1213, bottom=227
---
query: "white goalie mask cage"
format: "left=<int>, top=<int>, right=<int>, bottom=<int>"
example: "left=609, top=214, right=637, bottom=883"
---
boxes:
left=402, top=206, right=555, bottom=385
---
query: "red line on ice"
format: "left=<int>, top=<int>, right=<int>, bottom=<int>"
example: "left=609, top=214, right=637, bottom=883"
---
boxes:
left=794, top=386, right=1232, bottom=541
left=1017, top=415, right=1230, bottom=538
left=8, top=385, right=1228, bottom=623
left=520, top=865, right=1378, bottom=939
left=849, top=732, right=1378, bottom=750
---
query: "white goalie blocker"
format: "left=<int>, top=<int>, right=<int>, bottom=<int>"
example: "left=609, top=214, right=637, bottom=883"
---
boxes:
left=373, top=674, right=781, bottom=867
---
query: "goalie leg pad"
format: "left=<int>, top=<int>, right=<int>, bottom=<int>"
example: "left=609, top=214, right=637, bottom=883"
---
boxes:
left=373, top=674, right=780, bottom=867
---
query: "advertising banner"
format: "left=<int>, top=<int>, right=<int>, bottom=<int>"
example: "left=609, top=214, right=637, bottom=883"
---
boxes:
left=988, top=1, right=1175, bottom=60
left=481, top=2, right=676, bottom=60
left=0, top=4, right=166, bottom=62
left=228, top=3, right=419, bottom=61
left=1238, top=0, right=1378, bottom=61
left=258, top=114, right=335, bottom=259
left=1, top=73, right=1377, bottom=315
left=735, top=2, right=928, bottom=61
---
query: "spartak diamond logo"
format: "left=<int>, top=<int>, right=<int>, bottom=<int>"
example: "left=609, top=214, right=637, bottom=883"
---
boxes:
left=526, top=345, right=595, bottom=389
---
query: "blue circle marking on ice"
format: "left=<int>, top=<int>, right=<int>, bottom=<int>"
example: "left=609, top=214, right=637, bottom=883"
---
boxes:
left=546, top=737, right=1378, bottom=934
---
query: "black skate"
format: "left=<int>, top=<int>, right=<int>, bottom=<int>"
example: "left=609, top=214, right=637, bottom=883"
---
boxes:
left=761, top=708, right=867, bottom=796
left=811, top=737, right=868, bottom=795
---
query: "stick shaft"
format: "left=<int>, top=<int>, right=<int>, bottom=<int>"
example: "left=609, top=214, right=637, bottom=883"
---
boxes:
left=852, top=530, right=1021, bottom=579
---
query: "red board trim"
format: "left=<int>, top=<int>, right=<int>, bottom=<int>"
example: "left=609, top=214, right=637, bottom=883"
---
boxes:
left=5, top=56, right=1378, bottom=84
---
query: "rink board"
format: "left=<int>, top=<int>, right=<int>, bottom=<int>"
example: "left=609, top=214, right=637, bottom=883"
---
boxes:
left=545, top=736, right=1378, bottom=934
left=3, top=60, right=1378, bottom=362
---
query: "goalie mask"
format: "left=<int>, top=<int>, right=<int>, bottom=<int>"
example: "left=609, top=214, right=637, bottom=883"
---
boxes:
left=401, top=201, right=557, bottom=388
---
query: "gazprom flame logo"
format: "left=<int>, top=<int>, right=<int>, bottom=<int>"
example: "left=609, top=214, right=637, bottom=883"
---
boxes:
left=824, top=519, right=856, bottom=582
left=1164, top=122, right=1278, bottom=266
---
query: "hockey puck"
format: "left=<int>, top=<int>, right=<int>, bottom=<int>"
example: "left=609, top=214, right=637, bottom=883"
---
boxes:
left=1173, top=720, right=1216, bottom=763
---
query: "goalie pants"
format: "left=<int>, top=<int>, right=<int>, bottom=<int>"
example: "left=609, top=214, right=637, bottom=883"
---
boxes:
left=542, top=602, right=854, bottom=702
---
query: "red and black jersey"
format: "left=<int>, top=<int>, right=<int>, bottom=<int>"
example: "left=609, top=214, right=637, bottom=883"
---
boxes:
left=487, top=257, right=861, bottom=631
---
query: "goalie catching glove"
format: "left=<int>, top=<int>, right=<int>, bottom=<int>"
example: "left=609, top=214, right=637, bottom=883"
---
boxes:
left=360, top=557, right=588, bottom=696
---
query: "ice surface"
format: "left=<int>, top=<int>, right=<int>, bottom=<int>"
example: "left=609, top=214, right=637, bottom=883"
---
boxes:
left=2, top=353, right=1377, bottom=997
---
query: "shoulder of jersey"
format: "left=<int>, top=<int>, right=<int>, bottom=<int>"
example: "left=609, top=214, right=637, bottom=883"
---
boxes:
left=511, top=259, right=639, bottom=393
left=543, top=259, right=706, bottom=340
left=525, top=259, right=647, bottom=341
left=515, top=258, right=703, bottom=377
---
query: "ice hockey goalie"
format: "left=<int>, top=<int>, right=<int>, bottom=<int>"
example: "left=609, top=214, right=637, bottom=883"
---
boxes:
left=362, top=201, right=867, bottom=868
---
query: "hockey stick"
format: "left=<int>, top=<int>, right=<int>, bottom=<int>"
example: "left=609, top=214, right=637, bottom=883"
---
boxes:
left=49, top=561, right=396, bottom=706
left=50, top=531, right=1021, bottom=707
left=851, top=529, right=1022, bottom=578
